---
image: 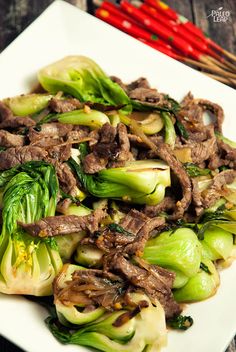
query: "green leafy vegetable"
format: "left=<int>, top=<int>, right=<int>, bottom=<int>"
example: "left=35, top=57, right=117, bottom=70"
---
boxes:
left=174, top=259, right=219, bottom=302
left=131, top=95, right=180, bottom=114
left=57, top=109, right=110, bottom=128
left=108, top=223, right=133, bottom=236
left=0, top=161, right=62, bottom=295
left=199, top=262, right=211, bottom=274
left=175, top=120, right=189, bottom=139
left=167, top=315, right=193, bottom=330
left=68, top=152, right=170, bottom=206
left=184, top=163, right=211, bottom=177
left=48, top=265, right=167, bottom=352
left=38, top=56, right=131, bottom=114
left=143, top=228, right=201, bottom=278
left=3, top=94, right=53, bottom=116
left=161, top=112, right=176, bottom=149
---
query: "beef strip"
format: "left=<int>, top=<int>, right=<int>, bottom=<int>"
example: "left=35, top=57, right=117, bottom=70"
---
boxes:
left=83, top=123, right=132, bottom=174
left=0, top=146, right=47, bottom=170
left=56, top=163, right=78, bottom=197
left=217, top=140, right=236, bottom=169
left=95, top=209, right=165, bottom=255
left=49, top=97, right=83, bottom=113
left=46, top=144, right=71, bottom=163
left=28, top=123, right=73, bottom=147
left=129, top=88, right=169, bottom=105
left=111, top=254, right=181, bottom=319
left=202, top=170, right=236, bottom=208
left=144, top=196, right=176, bottom=217
left=189, top=134, right=217, bottom=165
left=195, top=99, right=224, bottom=133
left=0, top=130, right=25, bottom=147
left=19, top=209, right=106, bottom=237
left=0, top=101, right=35, bottom=129
left=54, top=268, right=141, bottom=312
left=95, top=210, right=148, bottom=252
left=192, top=170, right=236, bottom=215
left=152, top=140, right=192, bottom=219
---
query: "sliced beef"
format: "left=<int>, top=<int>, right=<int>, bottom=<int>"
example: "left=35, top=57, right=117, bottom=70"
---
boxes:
left=19, top=209, right=106, bottom=237
left=189, top=135, right=217, bottom=165
left=29, top=123, right=73, bottom=147
left=144, top=197, right=176, bottom=217
left=56, top=269, right=125, bottom=310
left=0, top=101, right=35, bottom=129
left=196, top=99, right=224, bottom=133
left=83, top=123, right=132, bottom=174
left=111, top=255, right=181, bottom=319
left=95, top=209, right=165, bottom=255
left=49, top=97, right=83, bottom=113
left=0, top=130, right=25, bottom=147
left=0, top=146, right=47, bottom=170
left=56, top=163, right=78, bottom=197
left=192, top=170, right=236, bottom=214
left=46, top=144, right=71, bottom=163
left=83, top=152, right=108, bottom=174
left=126, top=77, right=151, bottom=92
left=202, top=170, right=236, bottom=208
left=153, top=140, right=192, bottom=219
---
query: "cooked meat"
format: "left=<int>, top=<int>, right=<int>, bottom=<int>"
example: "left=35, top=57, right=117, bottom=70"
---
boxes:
left=54, top=268, right=144, bottom=312
left=29, top=123, right=73, bottom=147
left=217, top=140, right=236, bottom=169
left=196, top=99, right=224, bottom=133
left=67, top=126, right=90, bottom=142
left=111, top=255, right=181, bottom=319
left=190, top=135, right=217, bottom=165
left=202, top=170, right=236, bottom=208
left=0, top=101, right=35, bottom=129
left=125, top=216, right=165, bottom=255
left=83, top=152, right=108, bottom=174
left=192, top=170, right=236, bottom=215
left=153, top=140, right=192, bottom=219
left=129, top=88, right=167, bottom=105
left=144, top=197, right=176, bottom=217
left=49, top=97, right=83, bottom=113
left=126, top=77, right=151, bottom=92
left=56, top=163, right=78, bottom=197
left=19, top=209, right=106, bottom=237
left=121, top=209, right=149, bottom=235
left=95, top=209, right=165, bottom=255
left=0, top=130, right=25, bottom=147
left=83, top=123, right=132, bottom=174
left=0, top=146, right=47, bottom=170
left=116, top=123, right=132, bottom=161
left=46, top=144, right=71, bottom=163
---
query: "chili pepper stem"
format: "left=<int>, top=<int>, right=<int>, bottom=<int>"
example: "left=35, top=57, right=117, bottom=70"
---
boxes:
left=203, top=73, right=236, bottom=87
left=199, top=56, right=236, bottom=80
left=206, top=56, right=236, bottom=73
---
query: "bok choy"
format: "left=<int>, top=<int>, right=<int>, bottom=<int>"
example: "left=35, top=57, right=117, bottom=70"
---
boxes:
left=0, top=161, right=62, bottom=295
left=38, top=56, right=132, bottom=114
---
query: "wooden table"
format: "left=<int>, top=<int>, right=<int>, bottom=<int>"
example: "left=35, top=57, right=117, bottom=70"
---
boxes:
left=0, top=0, right=235, bottom=351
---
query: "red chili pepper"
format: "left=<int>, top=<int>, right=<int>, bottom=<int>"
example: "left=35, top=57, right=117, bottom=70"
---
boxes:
left=137, top=38, right=179, bottom=59
left=120, top=0, right=194, bottom=57
left=101, top=2, right=174, bottom=50
left=95, top=7, right=163, bottom=45
left=140, top=3, right=208, bottom=53
left=101, top=1, right=142, bottom=27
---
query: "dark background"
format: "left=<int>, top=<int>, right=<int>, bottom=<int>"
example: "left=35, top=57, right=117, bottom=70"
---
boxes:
left=0, top=0, right=235, bottom=351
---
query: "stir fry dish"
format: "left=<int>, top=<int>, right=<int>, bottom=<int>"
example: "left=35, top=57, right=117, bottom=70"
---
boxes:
left=0, top=56, right=235, bottom=352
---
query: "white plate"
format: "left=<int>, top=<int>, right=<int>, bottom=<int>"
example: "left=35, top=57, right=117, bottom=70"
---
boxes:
left=0, top=1, right=236, bottom=352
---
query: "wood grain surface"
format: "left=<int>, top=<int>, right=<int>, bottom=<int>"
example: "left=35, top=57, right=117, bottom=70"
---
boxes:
left=0, top=0, right=235, bottom=351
